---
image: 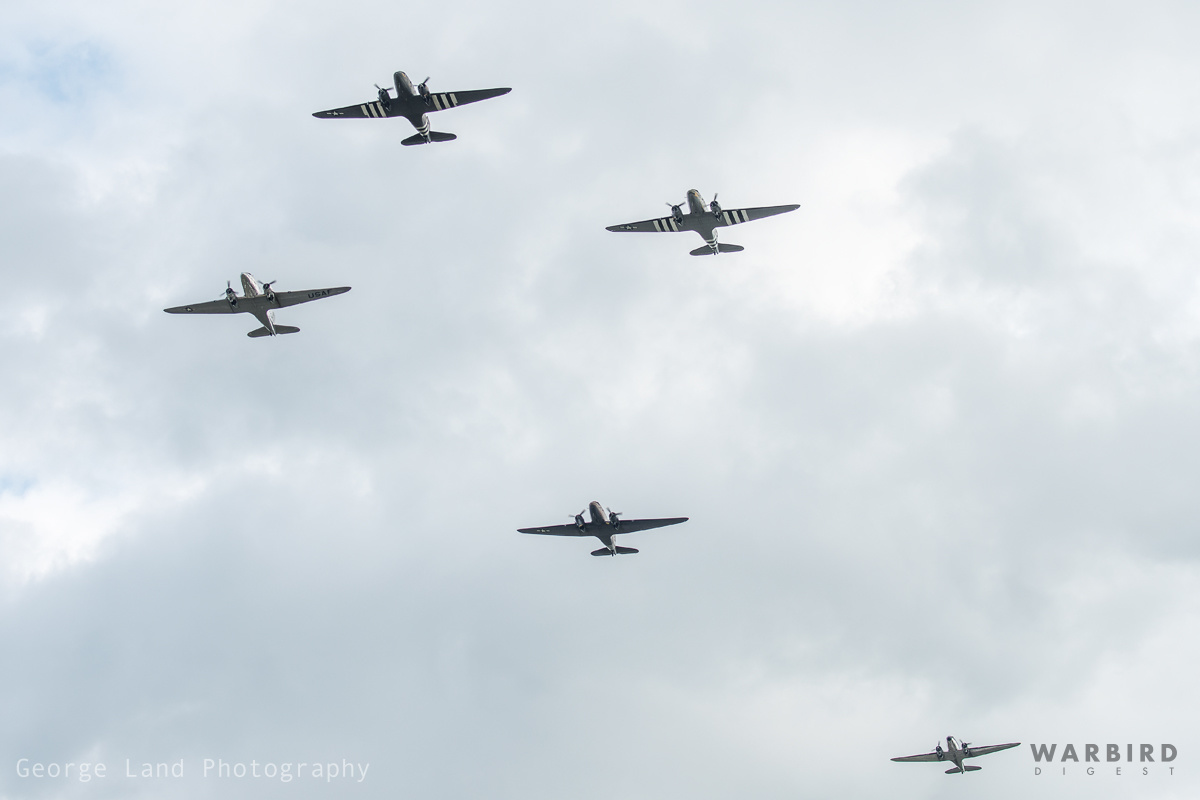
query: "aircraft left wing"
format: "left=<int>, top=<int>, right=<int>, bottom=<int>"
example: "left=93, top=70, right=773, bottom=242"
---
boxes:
left=426, top=87, right=511, bottom=112
left=612, top=517, right=688, bottom=533
left=964, top=743, right=1020, bottom=758
left=715, top=204, right=800, bottom=227
left=164, top=299, right=236, bottom=314
left=272, top=287, right=352, bottom=308
left=517, top=524, right=589, bottom=537
left=606, top=216, right=684, bottom=233
left=312, top=101, right=396, bottom=119
left=890, top=752, right=944, bottom=763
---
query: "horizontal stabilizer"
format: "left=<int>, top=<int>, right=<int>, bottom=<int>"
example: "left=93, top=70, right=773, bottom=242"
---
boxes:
left=247, top=325, right=300, bottom=338
left=689, top=243, right=745, bottom=256
left=401, top=131, right=458, bottom=146
left=590, top=546, right=640, bottom=556
left=944, top=765, right=982, bottom=774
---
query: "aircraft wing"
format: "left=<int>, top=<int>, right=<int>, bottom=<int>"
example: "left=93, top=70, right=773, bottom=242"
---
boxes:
left=164, top=299, right=237, bottom=314
left=312, top=101, right=396, bottom=119
left=517, top=524, right=590, bottom=537
left=426, top=87, right=511, bottom=112
left=612, top=517, right=688, bottom=533
left=890, top=752, right=945, bottom=763
left=965, top=742, right=1020, bottom=758
left=606, top=216, right=684, bottom=233
left=716, top=204, right=800, bottom=227
left=272, top=287, right=352, bottom=308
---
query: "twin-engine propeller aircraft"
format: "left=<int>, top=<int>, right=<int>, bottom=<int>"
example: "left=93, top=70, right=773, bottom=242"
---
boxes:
left=164, top=273, right=351, bottom=338
left=891, top=736, right=1020, bottom=774
left=606, top=190, right=799, bottom=256
left=518, top=501, right=688, bottom=556
left=313, top=71, right=511, bottom=146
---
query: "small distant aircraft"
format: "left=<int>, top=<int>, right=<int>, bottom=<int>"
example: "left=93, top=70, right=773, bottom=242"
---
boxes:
left=313, top=71, right=511, bottom=146
left=164, top=273, right=350, bottom=338
left=518, top=501, right=687, bottom=556
left=891, top=736, right=1020, bottom=774
left=606, top=189, right=799, bottom=256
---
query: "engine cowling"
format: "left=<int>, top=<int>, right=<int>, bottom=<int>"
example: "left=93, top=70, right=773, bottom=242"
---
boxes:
left=710, top=199, right=722, bottom=216
left=671, top=204, right=684, bottom=223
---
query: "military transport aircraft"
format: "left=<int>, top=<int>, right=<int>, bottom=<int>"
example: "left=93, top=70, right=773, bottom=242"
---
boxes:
left=312, top=71, right=511, bottom=146
left=606, top=190, right=799, bottom=255
left=164, top=273, right=350, bottom=337
left=518, top=501, right=688, bottom=556
left=891, top=736, right=1020, bottom=774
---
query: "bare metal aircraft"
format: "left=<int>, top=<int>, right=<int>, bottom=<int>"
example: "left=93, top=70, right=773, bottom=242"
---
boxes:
left=313, top=71, right=511, bottom=146
left=892, top=736, right=1020, bottom=774
left=606, top=189, right=799, bottom=256
left=518, top=501, right=687, bottom=556
left=164, top=273, right=350, bottom=338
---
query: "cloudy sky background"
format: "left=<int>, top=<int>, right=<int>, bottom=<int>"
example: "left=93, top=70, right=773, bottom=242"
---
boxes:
left=3, top=1, right=1200, bottom=797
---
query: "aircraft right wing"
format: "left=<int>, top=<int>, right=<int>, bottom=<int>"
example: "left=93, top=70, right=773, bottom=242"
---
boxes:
left=164, top=299, right=236, bottom=314
left=517, top=524, right=590, bottom=537
left=425, top=87, right=511, bottom=112
left=965, top=742, right=1020, bottom=757
left=272, top=287, right=352, bottom=308
left=716, top=204, right=800, bottom=227
left=612, top=517, right=688, bottom=533
left=606, top=216, right=684, bottom=233
left=890, top=752, right=944, bottom=763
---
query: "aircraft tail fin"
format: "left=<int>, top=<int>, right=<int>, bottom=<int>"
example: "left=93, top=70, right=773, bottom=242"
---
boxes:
left=590, top=546, right=640, bottom=556
left=247, top=325, right=300, bottom=338
left=689, top=243, right=745, bottom=256
left=401, top=131, right=458, bottom=146
left=944, top=766, right=982, bottom=774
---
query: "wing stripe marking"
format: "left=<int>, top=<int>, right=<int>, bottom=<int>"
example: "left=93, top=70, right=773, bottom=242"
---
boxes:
left=360, top=104, right=369, bottom=116
left=739, top=209, right=749, bottom=223
left=669, top=218, right=678, bottom=232
left=450, top=93, right=458, bottom=106
left=653, top=219, right=663, bottom=232
left=723, top=211, right=733, bottom=225
left=432, top=94, right=443, bottom=111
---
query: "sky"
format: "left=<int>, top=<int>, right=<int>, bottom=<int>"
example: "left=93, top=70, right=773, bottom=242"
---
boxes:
left=2, top=1, right=1200, bottom=798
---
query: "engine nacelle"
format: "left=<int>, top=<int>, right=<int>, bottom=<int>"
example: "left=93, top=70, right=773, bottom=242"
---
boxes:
left=710, top=199, right=722, bottom=217
left=377, top=87, right=391, bottom=107
left=671, top=204, right=684, bottom=223
left=574, top=513, right=586, bottom=529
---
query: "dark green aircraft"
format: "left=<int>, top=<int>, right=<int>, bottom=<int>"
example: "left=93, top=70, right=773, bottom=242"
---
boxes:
left=519, top=501, right=688, bottom=557
left=607, top=189, right=799, bottom=256
left=313, top=71, right=510, bottom=146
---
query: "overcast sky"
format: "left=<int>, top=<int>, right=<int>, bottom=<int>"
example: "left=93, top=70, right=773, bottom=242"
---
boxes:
left=3, top=1, right=1200, bottom=798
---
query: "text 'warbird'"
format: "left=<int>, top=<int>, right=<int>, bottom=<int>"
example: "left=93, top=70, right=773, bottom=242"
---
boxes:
left=606, top=189, right=799, bottom=256
left=518, top=501, right=687, bottom=556
left=164, top=273, right=350, bottom=338
left=313, top=71, right=511, bottom=146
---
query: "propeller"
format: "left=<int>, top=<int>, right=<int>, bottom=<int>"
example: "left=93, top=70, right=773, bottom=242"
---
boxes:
left=418, top=76, right=431, bottom=95
left=606, top=507, right=622, bottom=519
left=665, top=201, right=684, bottom=220
left=710, top=192, right=722, bottom=215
